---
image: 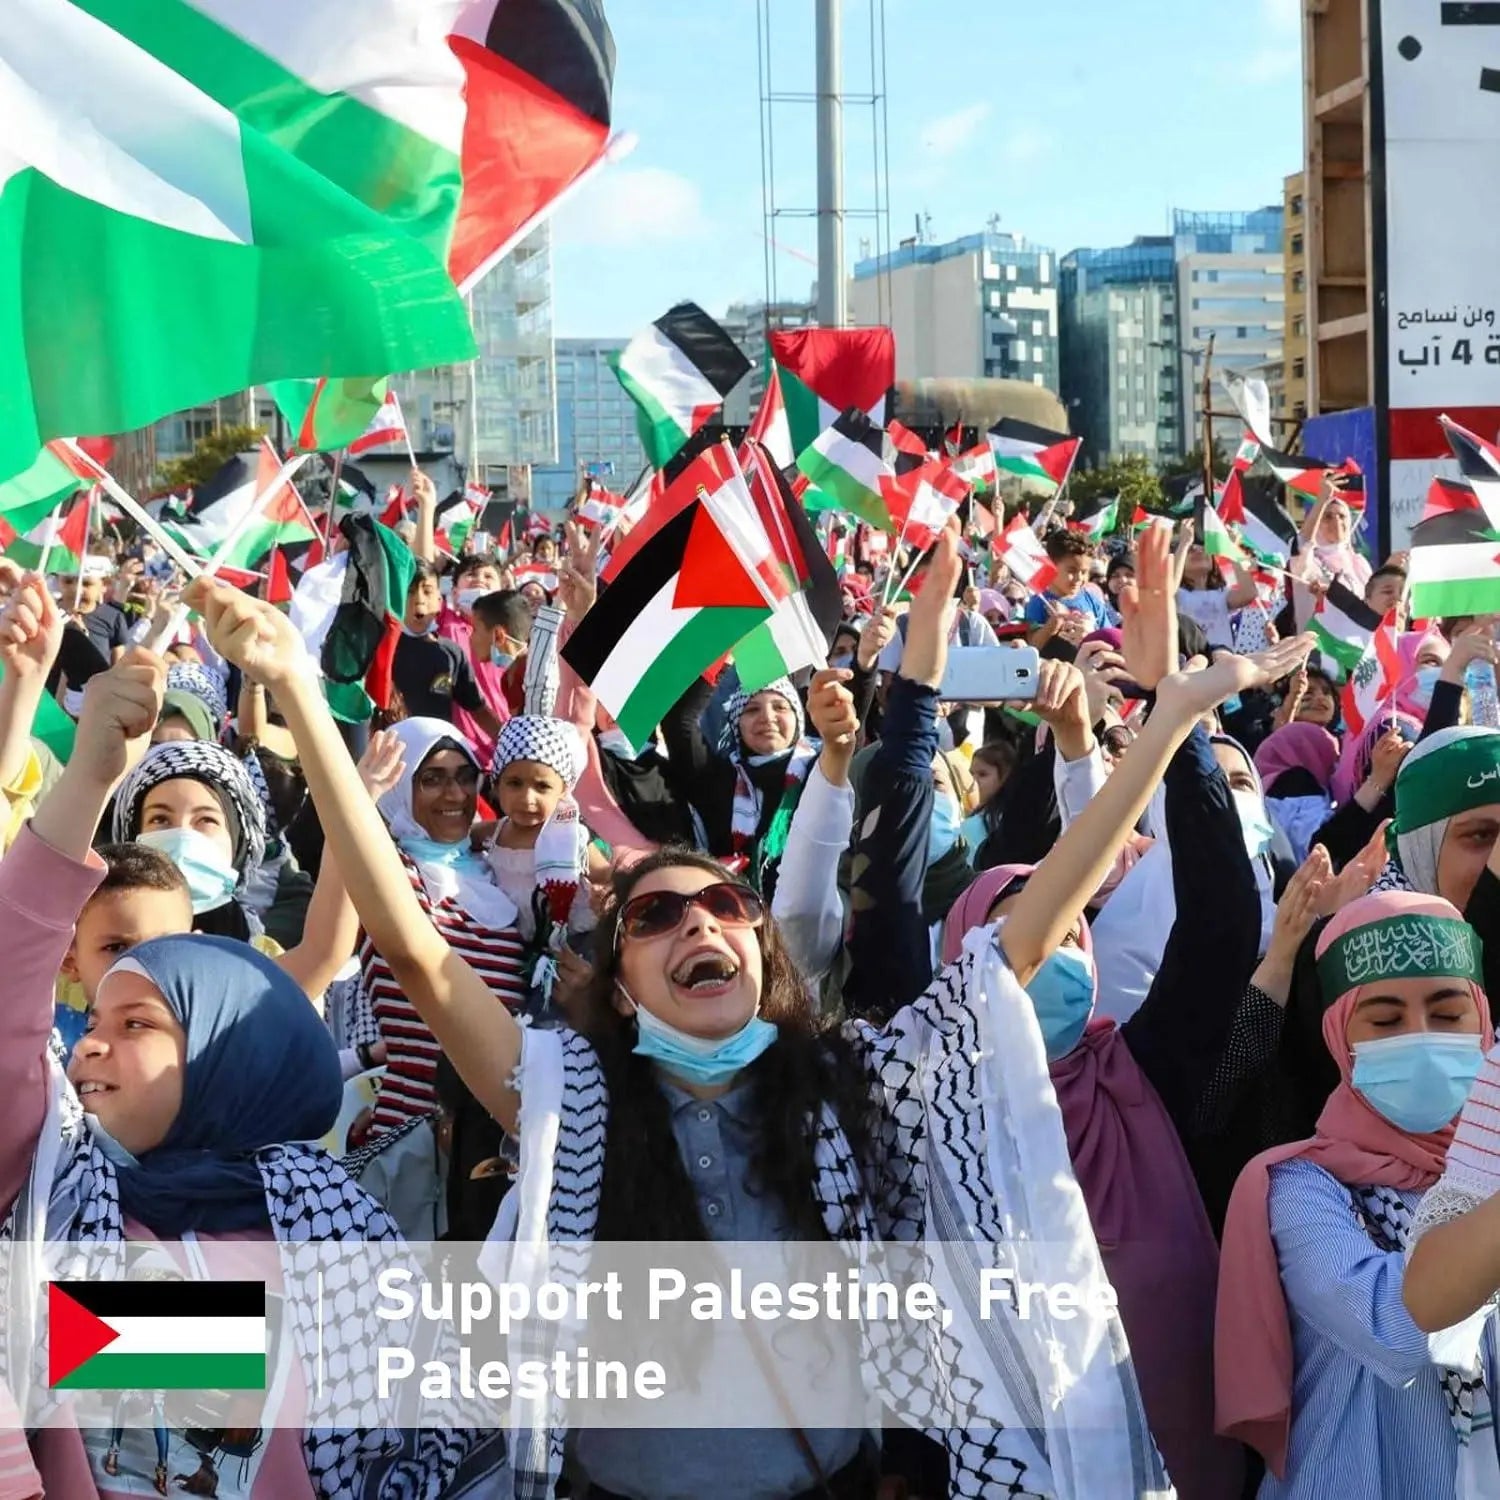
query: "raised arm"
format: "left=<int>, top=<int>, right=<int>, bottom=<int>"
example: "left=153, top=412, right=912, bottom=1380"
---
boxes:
left=186, top=577, right=524, bottom=1135
left=411, top=467, right=437, bottom=565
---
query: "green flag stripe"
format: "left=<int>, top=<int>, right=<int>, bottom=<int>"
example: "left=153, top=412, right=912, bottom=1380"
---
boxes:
left=613, top=362, right=693, bottom=468
left=54, top=1352, right=266, bottom=1390
left=73, top=0, right=460, bottom=263
left=776, top=366, right=824, bottom=456
left=1409, top=575, right=1500, bottom=617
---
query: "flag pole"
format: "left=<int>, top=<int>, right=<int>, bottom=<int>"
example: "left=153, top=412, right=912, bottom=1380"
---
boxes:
left=394, top=391, right=418, bottom=470
left=73, top=484, right=97, bottom=613
left=59, top=442, right=204, bottom=579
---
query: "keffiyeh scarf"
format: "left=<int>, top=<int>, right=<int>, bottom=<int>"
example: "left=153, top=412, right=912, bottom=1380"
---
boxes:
left=165, top=661, right=230, bottom=726
left=111, top=740, right=267, bottom=888
left=0, top=1047, right=506, bottom=1499
left=720, top=679, right=819, bottom=883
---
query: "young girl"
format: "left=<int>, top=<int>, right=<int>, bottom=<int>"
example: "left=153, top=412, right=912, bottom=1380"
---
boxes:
left=1216, top=890, right=1497, bottom=1498
left=0, top=642, right=501, bottom=1499
left=1175, top=523, right=1257, bottom=651
left=188, top=527, right=1287, bottom=1499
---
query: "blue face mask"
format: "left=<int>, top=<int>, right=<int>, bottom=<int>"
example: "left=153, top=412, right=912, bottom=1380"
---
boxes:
left=929, top=791, right=961, bottom=864
left=490, top=646, right=515, bottom=670
left=632, top=1002, right=779, bottom=1086
left=1350, top=1032, right=1483, bottom=1133
left=399, top=833, right=475, bottom=868
left=1026, top=946, right=1096, bottom=1060
left=1410, top=664, right=1442, bottom=711
left=137, top=827, right=238, bottom=914
left=1233, top=789, right=1276, bottom=858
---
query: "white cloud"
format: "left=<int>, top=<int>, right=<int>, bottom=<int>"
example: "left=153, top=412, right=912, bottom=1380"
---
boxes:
left=1000, top=126, right=1052, bottom=166
left=552, top=166, right=707, bottom=249
left=921, top=103, right=992, bottom=158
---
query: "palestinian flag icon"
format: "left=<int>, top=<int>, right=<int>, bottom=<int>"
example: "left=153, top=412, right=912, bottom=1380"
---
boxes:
left=49, top=1280, right=266, bottom=1391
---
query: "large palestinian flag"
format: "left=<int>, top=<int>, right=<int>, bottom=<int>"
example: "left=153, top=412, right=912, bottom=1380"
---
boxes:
left=1407, top=507, right=1500, bottom=618
left=988, top=420, right=1081, bottom=490
left=268, top=377, right=389, bottom=455
left=770, top=328, right=896, bottom=457
left=165, top=443, right=316, bottom=568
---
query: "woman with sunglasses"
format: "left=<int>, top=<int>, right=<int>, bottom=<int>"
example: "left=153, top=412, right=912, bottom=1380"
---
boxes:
left=185, top=523, right=1262, bottom=1497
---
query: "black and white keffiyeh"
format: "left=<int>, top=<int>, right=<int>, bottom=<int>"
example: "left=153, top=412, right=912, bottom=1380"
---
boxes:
left=0, top=1050, right=507, bottom=1498
left=479, top=931, right=1171, bottom=1500
left=492, top=715, right=585, bottom=792
left=111, top=740, right=267, bottom=885
left=165, top=661, right=230, bottom=726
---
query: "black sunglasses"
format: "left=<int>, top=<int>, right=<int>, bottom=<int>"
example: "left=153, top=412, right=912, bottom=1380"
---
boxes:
left=614, top=882, right=764, bottom=947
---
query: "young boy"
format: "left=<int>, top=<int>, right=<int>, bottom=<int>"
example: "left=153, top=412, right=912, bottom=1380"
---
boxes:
left=1025, top=531, right=1111, bottom=646
left=392, top=561, right=501, bottom=735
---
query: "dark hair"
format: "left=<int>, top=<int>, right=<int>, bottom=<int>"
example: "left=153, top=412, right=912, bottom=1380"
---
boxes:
left=407, top=559, right=439, bottom=593
left=472, top=589, right=533, bottom=641
left=94, top=842, right=191, bottom=898
left=1106, top=553, right=1136, bottom=579
left=970, top=741, right=1017, bottom=801
left=1366, top=563, right=1406, bottom=597
left=455, top=554, right=499, bottom=584
left=1044, top=530, right=1092, bottom=563
left=579, top=848, right=877, bottom=1243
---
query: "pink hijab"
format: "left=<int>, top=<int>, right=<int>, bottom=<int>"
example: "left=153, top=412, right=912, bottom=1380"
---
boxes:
left=1214, top=889, right=1494, bottom=1476
left=1331, top=706, right=1422, bottom=808
left=1254, top=723, right=1341, bottom=796
left=1392, top=628, right=1450, bottom=721
left=942, top=866, right=1243, bottom=1498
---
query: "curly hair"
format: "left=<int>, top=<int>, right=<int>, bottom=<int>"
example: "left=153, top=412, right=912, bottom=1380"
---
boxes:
left=577, top=847, right=878, bottom=1243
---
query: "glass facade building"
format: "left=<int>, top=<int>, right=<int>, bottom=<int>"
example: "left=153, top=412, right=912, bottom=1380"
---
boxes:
left=531, top=338, right=646, bottom=513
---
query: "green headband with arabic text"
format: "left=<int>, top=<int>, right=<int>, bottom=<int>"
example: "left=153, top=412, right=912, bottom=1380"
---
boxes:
left=1390, top=732, right=1500, bottom=847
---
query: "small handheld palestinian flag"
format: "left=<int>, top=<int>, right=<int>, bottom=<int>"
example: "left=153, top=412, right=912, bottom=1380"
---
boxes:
left=1068, top=495, right=1118, bottom=542
left=1439, top=414, right=1500, bottom=529
left=988, top=420, right=1081, bottom=491
left=49, top=1280, right=266, bottom=1391
left=1309, top=580, right=1384, bottom=679
left=1218, top=468, right=1298, bottom=567
left=1201, top=505, right=1248, bottom=564
left=1407, top=505, right=1500, bottom=618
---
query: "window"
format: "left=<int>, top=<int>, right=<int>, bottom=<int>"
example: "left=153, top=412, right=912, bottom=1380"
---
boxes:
left=1237, top=326, right=1248, bottom=338
left=1294, top=400, right=1307, bottom=418
left=1292, top=358, right=1306, bottom=379
left=1291, top=194, right=1304, bottom=216
left=1118, top=349, right=1129, bottom=365
left=1293, top=315, right=1306, bottom=336
left=1292, top=271, right=1305, bottom=293
left=1034, top=347, right=1044, bottom=363
left=1033, top=320, right=1045, bottom=337
left=1033, top=373, right=1045, bottom=387
left=1006, top=264, right=1018, bottom=282
left=1290, top=233, right=1304, bottom=257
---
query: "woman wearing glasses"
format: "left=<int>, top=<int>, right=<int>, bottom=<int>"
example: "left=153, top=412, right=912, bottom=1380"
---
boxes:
left=185, top=523, right=1302, bottom=1498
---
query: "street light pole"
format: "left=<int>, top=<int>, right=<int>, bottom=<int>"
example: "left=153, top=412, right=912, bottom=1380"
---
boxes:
left=815, top=0, right=846, bottom=328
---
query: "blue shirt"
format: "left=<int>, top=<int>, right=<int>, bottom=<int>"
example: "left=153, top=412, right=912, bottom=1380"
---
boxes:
left=1024, top=586, right=1110, bottom=631
left=574, top=1081, right=864, bottom=1500
left=1262, top=1158, right=1500, bottom=1500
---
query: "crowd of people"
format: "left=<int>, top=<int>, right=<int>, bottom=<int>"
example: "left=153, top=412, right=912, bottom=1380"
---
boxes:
left=5, top=465, right=1500, bottom=1500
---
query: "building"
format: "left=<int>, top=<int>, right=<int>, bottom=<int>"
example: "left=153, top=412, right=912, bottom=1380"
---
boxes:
left=393, top=223, right=557, bottom=483
left=1059, top=237, right=1181, bottom=465
left=1279, top=173, right=1309, bottom=423
left=531, top=338, right=646, bottom=513
left=849, top=230, right=1060, bottom=394
left=1172, top=208, right=1285, bottom=449
left=718, top=297, right=816, bottom=425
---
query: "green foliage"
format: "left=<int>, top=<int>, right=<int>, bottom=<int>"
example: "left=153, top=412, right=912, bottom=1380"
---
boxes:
left=1158, top=441, right=1230, bottom=486
left=158, top=425, right=266, bottom=490
left=1069, top=454, right=1164, bottom=514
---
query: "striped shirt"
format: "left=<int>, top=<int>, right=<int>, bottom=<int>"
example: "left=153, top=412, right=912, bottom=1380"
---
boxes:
left=363, top=851, right=526, bottom=1135
left=1264, top=1158, right=1500, bottom=1499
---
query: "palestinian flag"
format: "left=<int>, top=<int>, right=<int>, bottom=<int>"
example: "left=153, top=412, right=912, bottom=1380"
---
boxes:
left=613, top=303, right=750, bottom=468
left=884, top=420, right=930, bottom=475
left=1310, top=580, right=1384, bottom=676
left=48, top=1280, right=265, bottom=1391
left=1068, top=495, right=1119, bottom=541
left=1201, top=505, right=1248, bottom=563
left=4, top=489, right=90, bottom=573
left=0, top=441, right=98, bottom=530
left=448, top=0, right=617, bottom=290
left=321, top=516, right=418, bottom=711
left=1342, top=608, right=1403, bottom=735
left=1219, top=468, right=1298, bottom=565
left=944, top=417, right=966, bottom=457
left=433, top=490, right=479, bottom=554
left=561, top=501, right=772, bottom=751
left=881, top=456, right=969, bottom=552
left=796, top=409, right=894, bottom=529
left=349, top=391, right=411, bottom=459
left=1258, top=446, right=1331, bottom=497
left=743, top=365, right=795, bottom=472
left=1440, top=414, right=1500, bottom=527
left=0, top=0, right=489, bottom=487
left=1407, top=507, right=1500, bottom=618
left=988, top=421, right=1081, bottom=490
left=732, top=443, right=842, bottom=692
left=165, top=443, right=316, bottom=568
left=769, top=327, right=895, bottom=457
left=269, top=377, right=388, bottom=455
left=1423, top=475, right=1484, bottom=525
left=996, top=513, right=1056, bottom=594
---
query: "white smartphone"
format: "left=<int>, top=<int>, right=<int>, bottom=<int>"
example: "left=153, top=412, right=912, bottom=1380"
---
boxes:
left=937, top=645, right=1041, bottom=703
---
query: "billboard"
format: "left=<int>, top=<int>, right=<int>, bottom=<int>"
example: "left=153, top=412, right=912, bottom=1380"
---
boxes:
left=1378, top=0, right=1500, bottom=547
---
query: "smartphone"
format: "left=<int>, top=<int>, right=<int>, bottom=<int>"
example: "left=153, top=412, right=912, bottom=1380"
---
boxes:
left=937, top=645, right=1040, bottom=703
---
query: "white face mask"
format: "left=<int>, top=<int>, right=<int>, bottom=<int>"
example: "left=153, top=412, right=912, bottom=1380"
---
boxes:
left=455, top=587, right=484, bottom=616
left=597, top=728, right=636, bottom=759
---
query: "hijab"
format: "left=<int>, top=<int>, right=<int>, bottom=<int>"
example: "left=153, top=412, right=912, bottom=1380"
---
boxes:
left=157, top=689, right=219, bottom=745
left=1384, top=726, right=1500, bottom=895
left=941, top=867, right=1241, bottom=1499
left=377, top=717, right=517, bottom=931
left=112, top=740, right=266, bottom=890
left=1392, top=627, right=1450, bottom=720
left=720, top=678, right=819, bottom=881
left=1215, top=890, right=1494, bottom=1475
left=90, top=936, right=343, bottom=1235
left=1331, top=706, right=1421, bottom=809
left=1255, top=724, right=1340, bottom=865
left=1211, top=733, right=1279, bottom=954
left=164, top=660, right=229, bottom=726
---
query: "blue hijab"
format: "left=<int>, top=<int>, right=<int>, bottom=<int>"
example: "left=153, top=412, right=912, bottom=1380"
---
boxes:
left=92, top=935, right=342, bottom=1235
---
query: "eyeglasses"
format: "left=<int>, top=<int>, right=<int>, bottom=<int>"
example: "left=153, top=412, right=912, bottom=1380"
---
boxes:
left=414, top=765, right=481, bottom=795
left=614, top=882, right=765, bottom=946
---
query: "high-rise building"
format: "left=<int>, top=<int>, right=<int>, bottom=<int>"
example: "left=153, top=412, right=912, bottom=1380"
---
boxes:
left=1059, top=238, right=1180, bottom=464
left=1279, top=173, right=1309, bottom=423
left=848, top=231, right=1060, bottom=393
left=531, top=338, right=646, bottom=513
left=1172, top=208, right=1285, bottom=449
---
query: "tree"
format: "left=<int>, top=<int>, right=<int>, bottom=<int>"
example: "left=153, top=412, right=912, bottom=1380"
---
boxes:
left=158, top=424, right=266, bottom=490
left=1069, top=454, right=1165, bottom=515
left=1158, top=441, right=1230, bottom=487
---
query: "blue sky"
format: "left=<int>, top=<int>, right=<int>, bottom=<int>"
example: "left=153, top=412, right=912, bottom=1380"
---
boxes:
left=550, top=0, right=1304, bottom=338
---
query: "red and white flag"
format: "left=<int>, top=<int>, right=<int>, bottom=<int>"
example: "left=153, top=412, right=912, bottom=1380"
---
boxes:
left=1341, top=608, right=1403, bottom=735
left=349, top=391, right=410, bottom=458
left=996, top=513, right=1056, bottom=594
left=881, top=457, right=968, bottom=552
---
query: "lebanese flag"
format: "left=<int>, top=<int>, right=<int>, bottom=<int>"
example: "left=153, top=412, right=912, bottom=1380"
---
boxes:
left=447, top=1, right=618, bottom=291
left=380, top=485, right=409, bottom=528
left=349, top=392, right=409, bottom=458
left=996, top=513, right=1056, bottom=594
left=742, top=365, right=795, bottom=473
left=881, top=456, right=968, bottom=551
left=1341, top=608, right=1403, bottom=735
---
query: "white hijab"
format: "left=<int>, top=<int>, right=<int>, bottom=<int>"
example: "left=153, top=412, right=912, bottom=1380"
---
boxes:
left=377, top=717, right=517, bottom=931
